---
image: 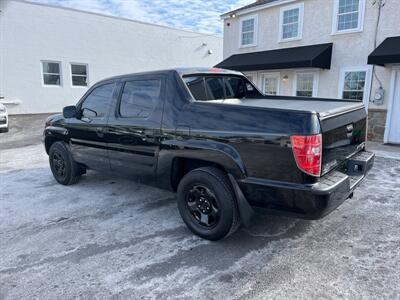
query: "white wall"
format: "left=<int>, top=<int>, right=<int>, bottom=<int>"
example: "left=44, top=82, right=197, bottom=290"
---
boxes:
left=0, top=0, right=223, bottom=114
left=222, top=0, right=400, bottom=110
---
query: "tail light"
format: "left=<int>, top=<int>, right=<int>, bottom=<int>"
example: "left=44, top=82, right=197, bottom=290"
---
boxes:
left=290, top=134, right=322, bottom=177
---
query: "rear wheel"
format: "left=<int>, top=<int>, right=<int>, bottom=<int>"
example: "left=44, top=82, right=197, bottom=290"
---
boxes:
left=49, top=141, right=83, bottom=185
left=177, top=167, right=240, bottom=241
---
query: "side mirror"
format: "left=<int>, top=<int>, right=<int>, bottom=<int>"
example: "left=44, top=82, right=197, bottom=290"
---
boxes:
left=63, top=105, right=78, bottom=118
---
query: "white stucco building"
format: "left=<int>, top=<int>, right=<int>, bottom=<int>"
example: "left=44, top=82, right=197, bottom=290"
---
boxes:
left=217, top=0, right=400, bottom=143
left=0, top=0, right=223, bottom=114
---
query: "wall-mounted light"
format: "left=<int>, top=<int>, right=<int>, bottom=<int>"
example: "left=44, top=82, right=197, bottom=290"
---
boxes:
left=208, top=49, right=213, bottom=55
left=230, top=13, right=236, bottom=18
left=282, top=75, right=289, bottom=83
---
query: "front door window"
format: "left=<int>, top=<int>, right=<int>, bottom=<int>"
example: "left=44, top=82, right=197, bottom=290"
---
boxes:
left=80, top=83, right=115, bottom=119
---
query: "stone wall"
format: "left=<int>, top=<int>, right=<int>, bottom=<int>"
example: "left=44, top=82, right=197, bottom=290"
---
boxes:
left=368, top=109, right=387, bottom=142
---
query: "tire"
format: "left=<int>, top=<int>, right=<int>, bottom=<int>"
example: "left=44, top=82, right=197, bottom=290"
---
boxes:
left=0, top=127, right=8, bottom=133
left=177, top=167, right=241, bottom=241
left=49, top=141, right=82, bottom=185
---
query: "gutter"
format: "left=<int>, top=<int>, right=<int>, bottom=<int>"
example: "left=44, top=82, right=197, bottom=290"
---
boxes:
left=221, top=0, right=296, bottom=19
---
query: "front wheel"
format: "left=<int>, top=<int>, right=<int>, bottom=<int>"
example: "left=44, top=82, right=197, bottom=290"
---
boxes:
left=49, top=141, right=82, bottom=185
left=177, top=167, right=240, bottom=241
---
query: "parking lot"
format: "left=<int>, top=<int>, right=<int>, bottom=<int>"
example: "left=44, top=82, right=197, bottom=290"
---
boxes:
left=1, top=115, right=400, bottom=299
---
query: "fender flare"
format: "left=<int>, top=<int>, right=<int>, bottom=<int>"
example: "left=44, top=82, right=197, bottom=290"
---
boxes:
left=161, top=138, right=247, bottom=179
left=43, top=126, right=69, bottom=153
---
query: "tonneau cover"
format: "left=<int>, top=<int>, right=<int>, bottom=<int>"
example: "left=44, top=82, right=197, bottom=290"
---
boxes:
left=206, top=98, right=364, bottom=117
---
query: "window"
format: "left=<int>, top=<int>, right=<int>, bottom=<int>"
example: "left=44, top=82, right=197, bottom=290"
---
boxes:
left=183, top=76, right=261, bottom=101
left=119, top=80, right=161, bottom=118
left=224, top=77, right=246, bottom=99
left=333, top=0, right=365, bottom=34
left=240, top=15, right=257, bottom=47
left=42, top=61, right=61, bottom=86
left=338, top=67, right=372, bottom=104
left=279, top=3, right=303, bottom=41
left=184, top=77, right=207, bottom=100
left=71, top=64, right=88, bottom=87
left=341, top=71, right=366, bottom=101
left=295, top=72, right=318, bottom=97
left=205, top=77, right=225, bottom=100
left=81, top=83, right=115, bottom=118
left=261, top=73, right=280, bottom=95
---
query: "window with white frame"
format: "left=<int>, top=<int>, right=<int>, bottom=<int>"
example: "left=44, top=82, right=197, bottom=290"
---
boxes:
left=240, top=16, right=257, bottom=46
left=261, top=73, right=280, bottom=95
left=333, top=0, right=365, bottom=33
left=42, top=61, right=61, bottom=86
left=71, top=64, right=88, bottom=87
left=341, top=70, right=367, bottom=101
left=296, top=72, right=317, bottom=97
left=279, top=3, right=303, bottom=41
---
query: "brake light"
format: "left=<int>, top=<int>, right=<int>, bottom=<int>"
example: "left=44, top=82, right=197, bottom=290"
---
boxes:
left=290, top=134, right=322, bottom=177
left=208, top=68, right=223, bottom=73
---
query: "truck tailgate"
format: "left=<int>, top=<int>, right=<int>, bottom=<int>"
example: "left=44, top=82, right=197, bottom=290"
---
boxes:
left=319, top=107, right=367, bottom=175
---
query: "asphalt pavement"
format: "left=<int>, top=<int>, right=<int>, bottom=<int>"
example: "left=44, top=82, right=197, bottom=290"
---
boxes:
left=0, top=114, right=399, bottom=299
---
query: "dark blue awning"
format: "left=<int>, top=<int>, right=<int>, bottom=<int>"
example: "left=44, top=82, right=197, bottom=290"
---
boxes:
left=368, top=36, right=400, bottom=66
left=215, top=43, right=333, bottom=71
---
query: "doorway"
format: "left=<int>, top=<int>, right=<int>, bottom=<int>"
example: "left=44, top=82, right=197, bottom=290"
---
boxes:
left=385, top=69, right=400, bottom=144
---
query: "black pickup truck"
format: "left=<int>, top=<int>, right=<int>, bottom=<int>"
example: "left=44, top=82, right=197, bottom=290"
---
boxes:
left=44, top=68, right=374, bottom=240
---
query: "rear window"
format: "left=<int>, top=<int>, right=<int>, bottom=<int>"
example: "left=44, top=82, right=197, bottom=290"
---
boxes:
left=183, top=75, right=260, bottom=101
left=206, top=77, right=224, bottom=100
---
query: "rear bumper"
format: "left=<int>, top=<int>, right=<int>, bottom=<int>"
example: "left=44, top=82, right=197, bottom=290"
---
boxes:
left=239, top=150, right=375, bottom=220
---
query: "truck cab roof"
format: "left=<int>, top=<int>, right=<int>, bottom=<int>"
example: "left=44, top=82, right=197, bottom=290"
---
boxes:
left=96, top=68, right=244, bottom=84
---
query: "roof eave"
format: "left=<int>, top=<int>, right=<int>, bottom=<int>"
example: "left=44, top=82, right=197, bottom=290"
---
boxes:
left=220, top=0, right=296, bottom=19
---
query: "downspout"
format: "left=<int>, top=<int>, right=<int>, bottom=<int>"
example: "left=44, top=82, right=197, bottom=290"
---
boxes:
left=369, top=0, right=385, bottom=104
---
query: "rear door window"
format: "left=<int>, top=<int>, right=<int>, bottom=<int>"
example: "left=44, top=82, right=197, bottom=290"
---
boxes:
left=119, top=79, right=161, bottom=118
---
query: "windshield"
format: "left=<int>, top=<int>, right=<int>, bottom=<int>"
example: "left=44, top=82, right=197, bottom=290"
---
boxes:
left=183, top=75, right=262, bottom=101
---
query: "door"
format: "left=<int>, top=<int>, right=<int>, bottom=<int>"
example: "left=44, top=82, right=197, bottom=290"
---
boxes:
left=386, top=70, right=400, bottom=144
left=106, top=77, right=164, bottom=184
left=66, top=82, right=116, bottom=170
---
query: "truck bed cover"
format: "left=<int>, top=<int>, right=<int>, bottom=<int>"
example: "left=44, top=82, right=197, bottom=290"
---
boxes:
left=206, top=98, right=364, bottom=118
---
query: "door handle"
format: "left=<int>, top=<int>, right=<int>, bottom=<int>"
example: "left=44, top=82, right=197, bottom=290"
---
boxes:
left=96, top=127, right=105, bottom=138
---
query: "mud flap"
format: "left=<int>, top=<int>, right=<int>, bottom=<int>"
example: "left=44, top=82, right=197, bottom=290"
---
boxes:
left=228, top=174, right=255, bottom=227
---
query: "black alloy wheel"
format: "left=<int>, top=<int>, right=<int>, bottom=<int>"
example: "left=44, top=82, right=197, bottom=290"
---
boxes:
left=52, top=151, right=67, bottom=180
left=186, top=184, right=220, bottom=228
left=49, top=141, right=82, bottom=185
left=177, top=167, right=240, bottom=241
